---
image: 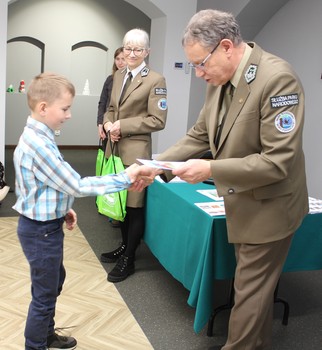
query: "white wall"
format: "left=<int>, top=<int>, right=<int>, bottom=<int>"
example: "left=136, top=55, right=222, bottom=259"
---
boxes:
left=254, top=0, right=322, bottom=198
left=149, top=0, right=199, bottom=153
left=7, top=0, right=150, bottom=93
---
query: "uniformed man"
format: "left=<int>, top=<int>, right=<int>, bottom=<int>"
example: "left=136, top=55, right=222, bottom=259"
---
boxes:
left=157, top=9, right=308, bottom=350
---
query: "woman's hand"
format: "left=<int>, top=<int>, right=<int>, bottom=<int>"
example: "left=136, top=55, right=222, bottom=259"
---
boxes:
left=109, top=120, right=121, bottom=142
left=98, top=124, right=106, bottom=139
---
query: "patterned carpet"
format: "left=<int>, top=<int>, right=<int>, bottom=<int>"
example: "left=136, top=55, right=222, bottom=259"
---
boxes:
left=0, top=217, right=153, bottom=350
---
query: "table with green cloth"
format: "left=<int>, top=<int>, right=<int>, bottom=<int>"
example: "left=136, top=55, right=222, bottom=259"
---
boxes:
left=144, top=179, right=322, bottom=333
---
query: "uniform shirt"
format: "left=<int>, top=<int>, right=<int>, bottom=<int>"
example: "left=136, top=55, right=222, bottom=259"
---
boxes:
left=125, top=61, right=146, bottom=80
left=119, top=61, right=145, bottom=99
left=13, top=116, right=132, bottom=221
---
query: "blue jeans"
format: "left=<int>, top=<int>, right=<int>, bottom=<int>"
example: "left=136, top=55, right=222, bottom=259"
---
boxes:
left=17, top=215, right=66, bottom=350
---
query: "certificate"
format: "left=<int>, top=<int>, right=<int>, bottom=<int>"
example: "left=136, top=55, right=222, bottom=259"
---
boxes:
left=137, top=159, right=184, bottom=170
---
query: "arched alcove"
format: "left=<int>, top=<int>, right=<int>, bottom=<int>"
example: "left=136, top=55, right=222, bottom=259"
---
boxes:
left=6, top=36, right=44, bottom=91
left=71, top=41, right=108, bottom=95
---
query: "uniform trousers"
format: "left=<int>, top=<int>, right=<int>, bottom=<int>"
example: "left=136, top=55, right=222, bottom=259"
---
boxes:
left=17, top=215, right=66, bottom=350
left=222, top=233, right=293, bottom=350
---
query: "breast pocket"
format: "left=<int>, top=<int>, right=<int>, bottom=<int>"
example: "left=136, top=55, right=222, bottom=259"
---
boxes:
left=225, top=112, right=261, bottom=155
left=234, top=111, right=259, bottom=125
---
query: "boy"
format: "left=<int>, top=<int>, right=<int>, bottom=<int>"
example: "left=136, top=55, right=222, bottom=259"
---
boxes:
left=13, top=72, right=158, bottom=350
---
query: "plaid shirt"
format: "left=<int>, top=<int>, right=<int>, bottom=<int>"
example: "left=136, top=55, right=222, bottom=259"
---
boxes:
left=13, top=116, right=131, bottom=221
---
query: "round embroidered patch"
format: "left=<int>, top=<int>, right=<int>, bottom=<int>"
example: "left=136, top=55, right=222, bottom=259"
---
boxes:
left=275, top=111, right=296, bottom=133
left=158, top=98, right=167, bottom=111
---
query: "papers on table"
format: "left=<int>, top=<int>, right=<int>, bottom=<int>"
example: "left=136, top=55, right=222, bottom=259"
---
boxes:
left=309, top=197, right=322, bottom=214
left=195, top=201, right=225, bottom=216
left=195, top=189, right=225, bottom=216
left=195, top=195, right=322, bottom=217
left=197, top=189, right=223, bottom=201
left=155, top=176, right=322, bottom=217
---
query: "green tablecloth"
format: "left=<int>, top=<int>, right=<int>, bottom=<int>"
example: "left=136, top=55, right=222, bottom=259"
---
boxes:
left=144, top=180, right=322, bottom=333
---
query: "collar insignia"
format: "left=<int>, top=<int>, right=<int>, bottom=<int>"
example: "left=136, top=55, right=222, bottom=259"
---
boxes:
left=244, top=64, right=258, bottom=84
left=141, top=67, right=149, bottom=77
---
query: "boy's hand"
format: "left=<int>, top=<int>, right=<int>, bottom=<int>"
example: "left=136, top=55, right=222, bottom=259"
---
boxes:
left=126, top=164, right=161, bottom=191
left=65, top=208, right=77, bottom=230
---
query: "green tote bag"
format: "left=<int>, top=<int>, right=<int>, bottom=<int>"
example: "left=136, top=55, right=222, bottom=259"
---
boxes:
left=96, top=135, right=127, bottom=221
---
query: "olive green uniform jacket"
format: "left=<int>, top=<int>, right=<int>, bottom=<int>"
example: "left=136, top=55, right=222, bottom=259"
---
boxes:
left=104, top=66, right=167, bottom=207
left=158, top=43, right=308, bottom=243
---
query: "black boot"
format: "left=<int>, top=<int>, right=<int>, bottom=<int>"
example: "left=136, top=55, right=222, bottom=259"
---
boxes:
left=47, top=333, right=77, bottom=350
left=107, top=255, right=135, bottom=283
left=100, top=244, right=126, bottom=263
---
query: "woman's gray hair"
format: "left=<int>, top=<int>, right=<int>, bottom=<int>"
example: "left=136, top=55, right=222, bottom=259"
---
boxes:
left=123, top=28, right=150, bottom=49
left=182, top=9, right=243, bottom=49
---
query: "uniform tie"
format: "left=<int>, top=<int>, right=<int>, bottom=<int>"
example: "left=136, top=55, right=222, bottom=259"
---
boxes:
left=119, top=72, right=132, bottom=104
left=214, top=82, right=234, bottom=148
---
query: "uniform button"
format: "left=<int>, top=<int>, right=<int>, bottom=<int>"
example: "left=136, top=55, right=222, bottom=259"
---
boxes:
left=228, top=188, right=235, bottom=194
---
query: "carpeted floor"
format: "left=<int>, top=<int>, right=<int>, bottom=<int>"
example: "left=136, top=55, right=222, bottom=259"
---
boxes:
left=0, top=217, right=153, bottom=350
left=2, top=148, right=322, bottom=350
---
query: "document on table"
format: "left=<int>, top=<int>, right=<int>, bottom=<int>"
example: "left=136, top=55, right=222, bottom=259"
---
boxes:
left=195, top=201, right=226, bottom=216
left=137, top=159, right=185, bottom=170
left=195, top=189, right=225, bottom=216
left=309, top=197, right=322, bottom=213
left=197, top=189, right=223, bottom=201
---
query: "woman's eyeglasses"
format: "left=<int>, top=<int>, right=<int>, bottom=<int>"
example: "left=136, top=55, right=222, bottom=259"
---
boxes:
left=123, top=47, right=145, bottom=56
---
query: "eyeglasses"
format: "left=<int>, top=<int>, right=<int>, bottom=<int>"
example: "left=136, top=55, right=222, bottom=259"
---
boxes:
left=123, top=47, right=146, bottom=56
left=188, top=42, right=220, bottom=70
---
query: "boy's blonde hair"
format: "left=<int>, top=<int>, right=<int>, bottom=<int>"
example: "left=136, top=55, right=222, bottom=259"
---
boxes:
left=27, top=72, right=75, bottom=110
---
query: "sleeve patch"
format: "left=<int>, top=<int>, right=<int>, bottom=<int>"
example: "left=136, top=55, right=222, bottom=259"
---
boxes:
left=158, top=98, right=167, bottom=110
left=270, top=94, right=299, bottom=108
left=275, top=111, right=296, bottom=133
left=155, top=88, right=167, bottom=95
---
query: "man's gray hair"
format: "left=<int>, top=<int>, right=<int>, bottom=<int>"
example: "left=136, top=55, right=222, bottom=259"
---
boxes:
left=182, top=9, right=243, bottom=49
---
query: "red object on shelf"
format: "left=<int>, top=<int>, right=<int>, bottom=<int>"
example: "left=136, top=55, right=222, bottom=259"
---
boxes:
left=19, top=80, right=25, bottom=93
